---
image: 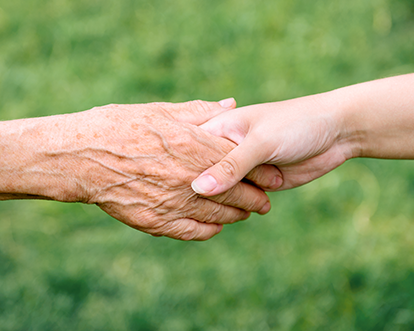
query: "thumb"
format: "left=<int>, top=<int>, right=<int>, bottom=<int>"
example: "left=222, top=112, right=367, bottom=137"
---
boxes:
left=191, top=137, right=263, bottom=196
left=170, top=98, right=237, bottom=125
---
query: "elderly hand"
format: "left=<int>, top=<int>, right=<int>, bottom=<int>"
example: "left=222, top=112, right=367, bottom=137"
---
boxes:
left=0, top=100, right=277, bottom=240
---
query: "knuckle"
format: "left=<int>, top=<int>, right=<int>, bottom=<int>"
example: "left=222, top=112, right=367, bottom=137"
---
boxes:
left=191, top=99, right=204, bottom=108
left=206, top=204, right=224, bottom=223
left=188, top=100, right=210, bottom=114
left=219, top=159, right=239, bottom=181
left=205, top=203, right=226, bottom=223
left=179, top=222, right=198, bottom=241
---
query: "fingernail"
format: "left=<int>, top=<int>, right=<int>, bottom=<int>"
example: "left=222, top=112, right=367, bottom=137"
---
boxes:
left=216, top=224, right=223, bottom=234
left=218, top=97, right=235, bottom=108
left=259, top=202, right=271, bottom=215
left=191, top=175, right=218, bottom=194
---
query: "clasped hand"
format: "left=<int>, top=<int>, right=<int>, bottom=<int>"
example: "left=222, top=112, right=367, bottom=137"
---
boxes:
left=2, top=74, right=412, bottom=241
left=3, top=100, right=277, bottom=240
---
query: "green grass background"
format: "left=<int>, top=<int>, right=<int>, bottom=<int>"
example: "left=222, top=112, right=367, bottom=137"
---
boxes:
left=1, top=0, right=414, bottom=330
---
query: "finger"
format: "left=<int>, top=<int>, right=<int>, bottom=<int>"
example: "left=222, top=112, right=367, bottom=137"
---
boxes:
left=168, top=98, right=237, bottom=125
left=170, top=219, right=223, bottom=241
left=200, top=111, right=246, bottom=145
left=198, top=109, right=283, bottom=192
left=145, top=218, right=223, bottom=241
left=276, top=147, right=346, bottom=191
left=191, top=137, right=265, bottom=196
left=244, top=164, right=283, bottom=192
left=186, top=197, right=250, bottom=224
left=207, top=181, right=271, bottom=214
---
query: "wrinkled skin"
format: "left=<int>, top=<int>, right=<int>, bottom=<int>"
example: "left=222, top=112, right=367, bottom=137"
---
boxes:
left=0, top=101, right=275, bottom=240
left=78, top=104, right=270, bottom=240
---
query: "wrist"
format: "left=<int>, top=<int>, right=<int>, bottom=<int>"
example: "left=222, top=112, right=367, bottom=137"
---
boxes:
left=312, top=88, right=364, bottom=161
left=322, top=87, right=366, bottom=160
left=327, top=74, right=414, bottom=160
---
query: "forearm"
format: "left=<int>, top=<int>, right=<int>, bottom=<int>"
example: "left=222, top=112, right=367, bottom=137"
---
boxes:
left=192, top=73, right=414, bottom=195
left=0, top=115, right=86, bottom=201
left=332, top=73, right=414, bottom=159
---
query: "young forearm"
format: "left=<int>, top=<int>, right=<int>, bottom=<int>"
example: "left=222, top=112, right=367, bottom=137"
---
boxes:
left=334, top=73, right=414, bottom=159
left=192, top=73, right=414, bottom=195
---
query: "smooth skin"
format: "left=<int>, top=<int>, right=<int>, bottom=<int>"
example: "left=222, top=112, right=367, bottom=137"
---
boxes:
left=0, top=99, right=278, bottom=241
left=192, top=74, right=414, bottom=197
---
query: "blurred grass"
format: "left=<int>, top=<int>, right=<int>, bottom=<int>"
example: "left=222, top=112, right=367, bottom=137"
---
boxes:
left=1, top=0, right=414, bottom=330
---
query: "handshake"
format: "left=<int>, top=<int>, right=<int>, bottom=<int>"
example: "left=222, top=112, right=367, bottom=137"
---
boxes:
left=1, top=74, right=413, bottom=240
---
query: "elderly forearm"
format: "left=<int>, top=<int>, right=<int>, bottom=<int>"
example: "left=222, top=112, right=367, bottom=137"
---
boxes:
left=0, top=115, right=86, bottom=201
left=0, top=102, right=274, bottom=240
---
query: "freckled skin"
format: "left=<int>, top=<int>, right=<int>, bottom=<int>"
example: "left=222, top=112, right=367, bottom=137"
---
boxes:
left=0, top=102, right=272, bottom=241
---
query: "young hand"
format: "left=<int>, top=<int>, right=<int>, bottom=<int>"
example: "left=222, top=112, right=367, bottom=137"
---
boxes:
left=191, top=93, right=354, bottom=196
left=192, top=74, right=414, bottom=197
